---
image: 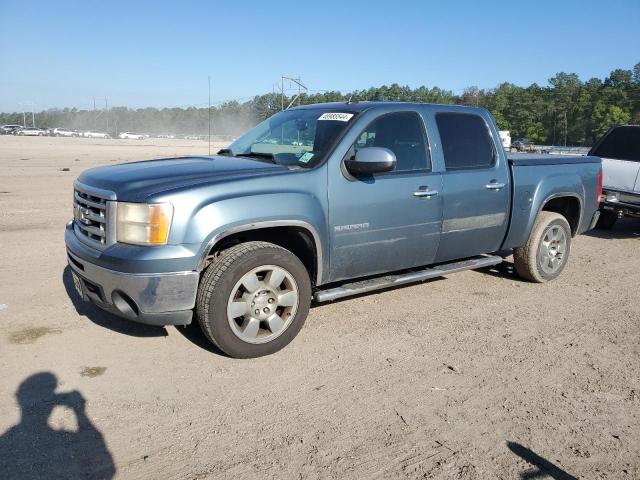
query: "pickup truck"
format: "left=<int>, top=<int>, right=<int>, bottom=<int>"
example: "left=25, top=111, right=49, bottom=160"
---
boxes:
left=65, top=102, right=603, bottom=358
left=588, top=125, right=640, bottom=229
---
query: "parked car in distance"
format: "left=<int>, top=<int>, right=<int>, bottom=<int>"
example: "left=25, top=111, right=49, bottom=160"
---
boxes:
left=512, top=138, right=534, bottom=152
left=16, top=126, right=46, bottom=136
left=1, top=124, right=23, bottom=135
left=66, top=101, right=603, bottom=358
left=499, top=130, right=511, bottom=150
left=53, top=128, right=79, bottom=137
left=589, top=125, right=640, bottom=229
left=118, top=132, right=146, bottom=140
left=83, top=131, right=111, bottom=139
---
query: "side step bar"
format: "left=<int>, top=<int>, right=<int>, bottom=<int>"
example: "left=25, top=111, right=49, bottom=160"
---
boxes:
left=314, top=255, right=502, bottom=303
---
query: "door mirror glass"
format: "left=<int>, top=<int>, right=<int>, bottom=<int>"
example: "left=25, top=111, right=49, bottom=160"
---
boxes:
left=345, top=147, right=396, bottom=175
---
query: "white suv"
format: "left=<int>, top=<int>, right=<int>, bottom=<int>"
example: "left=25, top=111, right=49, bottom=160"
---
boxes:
left=53, top=128, right=78, bottom=137
left=84, top=131, right=111, bottom=139
left=118, top=132, right=146, bottom=140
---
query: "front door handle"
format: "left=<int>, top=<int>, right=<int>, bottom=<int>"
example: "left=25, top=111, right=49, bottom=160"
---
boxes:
left=413, top=187, right=439, bottom=198
left=485, top=182, right=506, bottom=191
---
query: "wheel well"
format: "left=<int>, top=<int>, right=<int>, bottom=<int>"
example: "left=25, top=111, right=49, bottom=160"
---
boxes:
left=205, top=226, right=318, bottom=284
left=541, top=196, right=581, bottom=235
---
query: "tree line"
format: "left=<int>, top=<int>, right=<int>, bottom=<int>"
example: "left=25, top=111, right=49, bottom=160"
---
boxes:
left=2, top=63, right=638, bottom=146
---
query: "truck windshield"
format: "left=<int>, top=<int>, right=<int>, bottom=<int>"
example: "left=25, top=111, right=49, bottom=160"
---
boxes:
left=225, top=109, right=357, bottom=168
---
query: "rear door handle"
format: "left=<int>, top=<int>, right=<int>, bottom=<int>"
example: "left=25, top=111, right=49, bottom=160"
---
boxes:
left=485, top=182, right=506, bottom=191
left=413, top=187, right=439, bottom=198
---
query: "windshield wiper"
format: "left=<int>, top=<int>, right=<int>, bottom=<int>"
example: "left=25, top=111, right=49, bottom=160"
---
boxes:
left=217, top=148, right=235, bottom=157
left=236, top=152, right=276, bottom=163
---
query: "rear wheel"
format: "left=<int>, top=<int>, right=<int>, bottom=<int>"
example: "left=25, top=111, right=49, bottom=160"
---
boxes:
left=196, top=241, right=311, bottom=358
left=513, top=211, right=572, bottom=283
left=596, top=209, right=618, bottom=230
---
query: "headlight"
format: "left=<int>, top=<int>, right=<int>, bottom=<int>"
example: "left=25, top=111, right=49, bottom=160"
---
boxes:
left=116, top=202, right=173, bottom=245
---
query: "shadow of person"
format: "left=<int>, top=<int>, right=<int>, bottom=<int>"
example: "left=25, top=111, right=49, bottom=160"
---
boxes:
left=0, top=372, right=116, bottom=479
left=62, top=265, right=167, bottom=338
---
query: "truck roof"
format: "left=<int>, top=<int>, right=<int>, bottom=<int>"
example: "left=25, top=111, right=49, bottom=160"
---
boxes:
left=289, top=101, right=488, bottom=115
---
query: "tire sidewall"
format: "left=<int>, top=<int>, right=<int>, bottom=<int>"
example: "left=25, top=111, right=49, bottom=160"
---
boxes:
left=201, top=246, right=311, bottom=358
left=534, top=216, right=571, bottom=282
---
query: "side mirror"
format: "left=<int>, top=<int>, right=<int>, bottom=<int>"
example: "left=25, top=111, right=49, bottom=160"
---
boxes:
left=344, top=147, right=396, bottom=175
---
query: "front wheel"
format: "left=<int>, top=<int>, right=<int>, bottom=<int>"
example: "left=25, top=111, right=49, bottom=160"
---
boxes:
left=196, top=241, right=311, bottom=358
left=513, top=211, right=572, bottom=283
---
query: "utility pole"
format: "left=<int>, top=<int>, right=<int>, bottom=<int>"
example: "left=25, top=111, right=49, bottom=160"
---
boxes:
left=281, top=76, right=284, bottom=111
left=552, top=107, right=556, bottom=146
left=281, top=76, right=307, bottom=110
left=208, top=76, right=212, bottom=156
left=563, top=111, right=567, bottom=147
left=105, top=97, right=109, bottom=133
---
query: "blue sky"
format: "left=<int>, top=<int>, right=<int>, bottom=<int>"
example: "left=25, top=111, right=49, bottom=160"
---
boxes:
left=0, top=0, right=638, bottom=112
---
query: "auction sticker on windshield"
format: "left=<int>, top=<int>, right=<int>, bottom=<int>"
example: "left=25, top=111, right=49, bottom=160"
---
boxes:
left=318, top=113, right=354, bottom=122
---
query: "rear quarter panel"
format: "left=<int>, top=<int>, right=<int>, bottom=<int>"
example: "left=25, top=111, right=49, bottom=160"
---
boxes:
left=502, top=160, right=601, bottom=249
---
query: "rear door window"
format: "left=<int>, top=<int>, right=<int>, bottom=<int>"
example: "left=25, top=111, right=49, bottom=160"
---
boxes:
left=436, top=113, right=495, bottom=170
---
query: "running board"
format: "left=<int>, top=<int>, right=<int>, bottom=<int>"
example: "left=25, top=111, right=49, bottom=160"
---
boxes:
left=314, top=255, right=502, bottom=303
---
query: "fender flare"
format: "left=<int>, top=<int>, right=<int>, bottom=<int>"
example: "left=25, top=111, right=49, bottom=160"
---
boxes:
left=196, top=220, right=324, bottom=285
left=534, top=192, right=583, bottom=236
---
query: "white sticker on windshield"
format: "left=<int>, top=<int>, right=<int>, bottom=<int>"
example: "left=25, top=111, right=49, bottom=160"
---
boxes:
left=318, top=112, right=354, bottom=122
left=298, top=152, right=314, bottom=163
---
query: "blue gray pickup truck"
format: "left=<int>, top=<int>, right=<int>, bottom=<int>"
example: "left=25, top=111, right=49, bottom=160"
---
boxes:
left=66, top=102, right=603, bottom=357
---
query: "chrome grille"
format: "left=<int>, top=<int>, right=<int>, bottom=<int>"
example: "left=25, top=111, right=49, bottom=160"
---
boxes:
left=73, top=182, right=116, bottom=249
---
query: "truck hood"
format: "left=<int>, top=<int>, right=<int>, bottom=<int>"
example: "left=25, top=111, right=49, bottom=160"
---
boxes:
left=76, top=155, right=289, bottom=201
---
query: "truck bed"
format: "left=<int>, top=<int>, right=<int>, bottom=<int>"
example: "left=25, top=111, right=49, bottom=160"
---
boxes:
left=501, top=153, right=602, bottom=250
left=507, top=153, right=601, bottom=166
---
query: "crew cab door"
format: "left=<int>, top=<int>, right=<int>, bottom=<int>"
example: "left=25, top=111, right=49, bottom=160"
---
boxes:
left=327, top=111, right=443, bottom=282
left=432, top=112, right=510, bottom=263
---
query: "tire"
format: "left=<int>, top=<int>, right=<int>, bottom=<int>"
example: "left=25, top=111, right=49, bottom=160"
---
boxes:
left=596, top=209, right=618, bottom=230
left=196, top=241, right=311, bottom=358
left=513, top=211, right=572, bottom=283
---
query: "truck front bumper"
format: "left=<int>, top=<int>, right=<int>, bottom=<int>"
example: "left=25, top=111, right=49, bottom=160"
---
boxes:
left=65, top=223, right=199, bottom=326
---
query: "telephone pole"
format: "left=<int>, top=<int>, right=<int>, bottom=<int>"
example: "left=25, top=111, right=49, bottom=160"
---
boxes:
left=208, top=76, right=212, bottom=156
left=280, top=75, right=307, bottom=110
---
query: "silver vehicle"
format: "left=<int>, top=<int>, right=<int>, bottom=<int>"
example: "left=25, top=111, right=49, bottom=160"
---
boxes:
left=83, top=131, right=111, bottom=139
left=53, top=128, right=79, bottom=137
left=1, top=124, right=23, bottom=135
left=16, top=127, right=46, bottom=136
left=118, top=132, right=146, bottom=140
left=590, top=125, right=640, bottom=229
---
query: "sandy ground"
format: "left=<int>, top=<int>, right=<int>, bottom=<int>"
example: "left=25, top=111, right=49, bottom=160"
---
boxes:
left=0, top=135, right=639, bottom=479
